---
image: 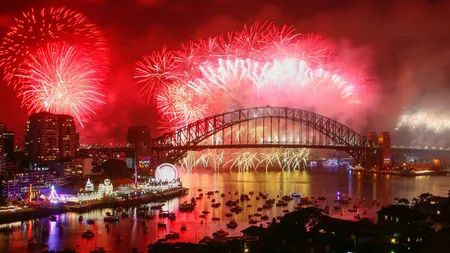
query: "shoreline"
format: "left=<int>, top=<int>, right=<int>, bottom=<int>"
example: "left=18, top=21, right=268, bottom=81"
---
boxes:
left=0, top=187, right=188, bottom=225
left=348, top=169, right=450, bottom=176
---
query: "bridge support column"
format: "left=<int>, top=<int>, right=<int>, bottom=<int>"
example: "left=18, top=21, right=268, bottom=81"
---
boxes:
left=378, top=132, right=392, bottom=169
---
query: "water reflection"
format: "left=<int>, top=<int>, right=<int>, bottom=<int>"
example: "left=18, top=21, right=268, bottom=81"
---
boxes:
left=1, top=169, right=450, bottom=253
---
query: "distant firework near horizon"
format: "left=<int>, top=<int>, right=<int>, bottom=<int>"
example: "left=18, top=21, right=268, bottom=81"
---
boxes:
left=0, top=7, right=109, bottom=89
left=397, top=110, right=450, bottom=134
left=17, top=43, right=106, bottom=127
left=135, top=22, right=371, bottom=132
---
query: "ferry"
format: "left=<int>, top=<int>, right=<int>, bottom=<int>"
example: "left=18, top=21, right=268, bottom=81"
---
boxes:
left=291, top=193, right=301, bottom=198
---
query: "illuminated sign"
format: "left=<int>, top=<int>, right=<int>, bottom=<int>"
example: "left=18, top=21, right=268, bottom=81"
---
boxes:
left=138, top=157, right=151, bottom=169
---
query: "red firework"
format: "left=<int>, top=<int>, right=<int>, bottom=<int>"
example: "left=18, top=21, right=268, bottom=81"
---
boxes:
left=135, top=22, right=370, bottom=131
left=17, top=43, right=105, bottom=127
left=0, top=7, right=108, bottom=89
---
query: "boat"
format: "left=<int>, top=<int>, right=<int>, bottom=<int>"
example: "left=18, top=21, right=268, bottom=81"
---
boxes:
left=282, top=209, right=289, bottom=213
left=165, top=232, right=181, bottom=239
left=248, top=218, right=258, bottom=224
left=225, top=213, right=233, bottom=217
left=247, top=204, right=252, bottom=207
left=105, top=211, right=111, bottom=216
left=253, top=213, right=262, bottom=217
left=226, top=219, right=238, bottom=229
left=179, top=203, right=195, bottom=212
left=81, top=230, right=95, bottom=238
left=282, top=195, right=293, bottom=201
left=262, top=203, right=273, bottom=209
left=318, top=196, right=327, bottom=201
left=212, top=217, right=220, bottom=221
left=116, top=207, right=123, bottom=212
left=257, top=207, right=263, bottom=211
left=78, top=215, right=83, bottom=222
left=116, top=235, right=122, bottom=243
left=211, top=203, right=221, bottom=208
left=86, top=219, right=95, bottom=224
left=105, top=224, right=110, bottom=230
left=276, top=200, right=288, bottom=207
left=202, top=210, right=210, bottom=214
left=215, top=190, right=220, bottom=193
left=58, top=224, right=64, bottom=229
left=198, top=189, right=202, bottom=192
left=334, top=205, right=341, bottom=210
left=121, top=213, right=129, bottom=218
left=104, top=216, right=119, bottom=222
left=181, top=224, right=187, bottom=231
left=199, top=236, right=212, bottom=244
left=231, top=206, right=243, bottom=213
left=212, top=229, right=229, bottom=237
left=157, top=222, right=166, bottom=228
left=90, top=247, right=106, bottom=253
left=261, top=215, right=269, bottom=220
left=207, top=191, right=214, bottom=196
left=28, top=237, right=37, bottom=246
left=221, top=193, right=225, bottom=197
left=291, top=193, right=301, bottom=198
left=249, top=191, right=254, bottom=195
left=49, top=215, right=57, bottom=222
left=159, top=212, right=169, bottom=218
left=363, top=209, right=367, bottom=215
left=199, top=214, right=206, bottom=218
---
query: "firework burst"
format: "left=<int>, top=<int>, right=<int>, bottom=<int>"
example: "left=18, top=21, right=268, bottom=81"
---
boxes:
left=135, top=22, right=369, bottom=131
left=17, top=43, right=105, bottom=126
left=0, top=7, right=108, bottom=89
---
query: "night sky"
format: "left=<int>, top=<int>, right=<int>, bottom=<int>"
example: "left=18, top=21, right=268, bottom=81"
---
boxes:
left=1, top=0, right=450, bottom=146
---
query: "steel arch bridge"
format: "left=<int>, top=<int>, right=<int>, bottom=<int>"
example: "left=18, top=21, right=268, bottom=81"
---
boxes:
left=150, top=107, right=380, bottom=167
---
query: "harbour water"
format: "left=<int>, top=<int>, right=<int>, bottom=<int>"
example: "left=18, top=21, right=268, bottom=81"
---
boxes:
left=1, top=168, right=450, bottom=253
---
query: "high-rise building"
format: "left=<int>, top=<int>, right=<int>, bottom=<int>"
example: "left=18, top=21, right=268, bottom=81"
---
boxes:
left=3, top=130, right=15, bottom=164
left=25, top=112, right=79, bottom=162
left=127, top=126, right=151, bottom=155
left=0, top=123, right=5, bottom=171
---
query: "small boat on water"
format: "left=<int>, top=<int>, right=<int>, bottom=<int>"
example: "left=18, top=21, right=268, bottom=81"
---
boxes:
left=157, top=222, right=166, bottom=228
left=253, top=213, right=262, bottom=217
left=116, top=235, right=122, bottom=242
left=58, top=224, right=64, bottom=229
left=225, top=213, right=233, bottom=217
left=211, top=203, right=221, bottom=208
left=282, top=195, right=293, bottom=201
left=86, top=219, right=95, bottom=224
left=202, top=210, right=210, bottom=214
left=81, top=230, right=95, bottom=238
left=257, top=207, right=263, bottom=211
left=42, top=228, right=49, bottom=236
left=262, top=203, right=273, bottom=209
left=116, top=207, right=123, bottom=212
left=49, top=215, right=57, bottom=222
left=78, top=215, right=83, bottom=222
left=213, top=229, right=229, bottom=237
left=247, top=204, right=252, bottom=207
left=105, top=211, right=111, bottom=216
left=212, top=217, right=220, bottom=221
left=226, top=219, right=238, bottom=229
left=318, top=196, right=327, bottom=201
left=334, top=205, right=341, bottom=210
left=150, top=204, right=165, bottom=210
left=276, top=200, right=288, bottom=207
left=28, top=237, right=37, bottom=246
left=165, top=232, right=180, bottom=239
left=248, top=218, right=258, bottom=224
left=105, top=224, right=110, bottom=230
left=90, top=247, right=106, bottom=253
left=291, top=193, right=301, bottom=198
left=199, top=214, right=206, bottom=218
left=121, top=213, right=129, bottom=218
left=180, top=224, right=187, bottom=231
left=261, top=215, right=269, bottom=220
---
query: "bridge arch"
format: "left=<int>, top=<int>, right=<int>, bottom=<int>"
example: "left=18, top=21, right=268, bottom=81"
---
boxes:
left=151, top=107, right=376, bottom=166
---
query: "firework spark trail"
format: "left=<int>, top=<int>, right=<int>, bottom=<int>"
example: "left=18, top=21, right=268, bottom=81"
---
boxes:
left=135, top=22, right=369, bottom=130
left=0, top=7, right=108, bottom=89
left=17, top=43, right=105, bottom=126
left=397, top=110, right=450, bottom=133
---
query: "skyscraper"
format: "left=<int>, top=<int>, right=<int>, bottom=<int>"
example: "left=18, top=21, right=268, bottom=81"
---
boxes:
left=127, top=126, right=151, bottom=155
left=3, top=131, right=14, bottom=164
left=0, top=123, right=5, bottom=170
left=25, top=112, right=78, bottom=162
